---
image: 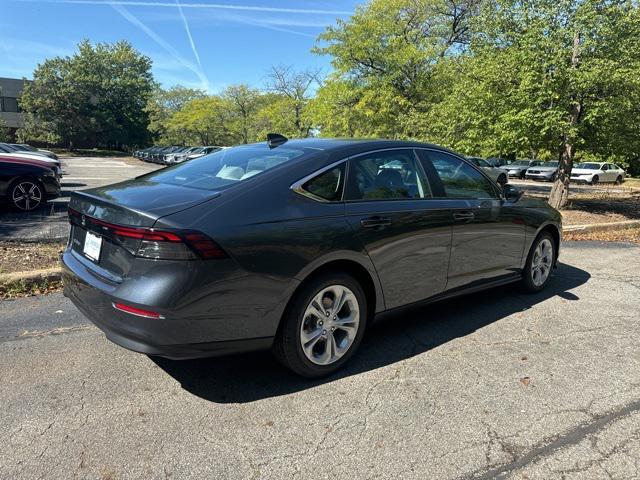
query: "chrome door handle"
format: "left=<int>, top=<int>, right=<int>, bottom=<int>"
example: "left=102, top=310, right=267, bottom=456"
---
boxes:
left=360, top=216, right=392, bottom=228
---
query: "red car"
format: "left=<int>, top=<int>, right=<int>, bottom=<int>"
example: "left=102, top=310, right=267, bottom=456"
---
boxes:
left=0, top=155, right=61, bottom=211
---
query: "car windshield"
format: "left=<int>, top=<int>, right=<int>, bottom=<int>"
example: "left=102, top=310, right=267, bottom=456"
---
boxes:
left=144, top=144, right=306, bottom=191
left=544, top=162, right=559, bottom=167
left=510, top=160, right=530, bottom=166
left=575, top=163, right=601, bottom=169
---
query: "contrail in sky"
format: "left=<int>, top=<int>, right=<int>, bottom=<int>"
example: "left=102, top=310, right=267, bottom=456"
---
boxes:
left=26, top=0, right=352, bottom=15
left=175, top=0, right=202, bottom=68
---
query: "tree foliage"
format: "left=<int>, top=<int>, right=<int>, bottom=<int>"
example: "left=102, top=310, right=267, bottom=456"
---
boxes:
left=18, top=40, right=155, bottom=149
left=313, top=0, right=640, bottom=206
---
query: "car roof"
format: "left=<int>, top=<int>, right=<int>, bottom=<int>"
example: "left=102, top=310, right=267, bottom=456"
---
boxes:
left=257, top=138, right=460, bottom=160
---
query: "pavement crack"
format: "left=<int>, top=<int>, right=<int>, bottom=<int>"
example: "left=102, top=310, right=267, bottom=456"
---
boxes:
left=462, top=397, right=640, bottom=480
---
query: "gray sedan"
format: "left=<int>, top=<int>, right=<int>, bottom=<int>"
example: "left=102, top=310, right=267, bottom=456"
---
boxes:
left=61, top=137, right=561, bottom=377
left=526, top=161, right=560, bottom=181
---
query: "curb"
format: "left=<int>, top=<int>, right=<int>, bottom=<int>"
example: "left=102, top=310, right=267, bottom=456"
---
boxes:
left=564, top=220, right=640, bottom=233
left=0, top=267, right=63, bottom=289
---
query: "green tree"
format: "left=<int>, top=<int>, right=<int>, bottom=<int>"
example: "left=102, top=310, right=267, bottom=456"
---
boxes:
left=0, top=118, right=9, bottom=142
left=165, top=96, right=238, bottom=146
left=221, top=84, right=263, bottom=143
left=266, top=66, right=320, bottom=137
left=314, top=0, right=479, bottom=139
left=147, top=85, right=206, bottom=143
left=18, top=40, right=155, bottom=149
left=468, top=0, right=640, bottom=207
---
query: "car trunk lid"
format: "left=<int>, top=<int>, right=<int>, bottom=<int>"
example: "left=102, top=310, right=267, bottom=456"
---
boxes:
left=67, top=179, right=221, bottom=279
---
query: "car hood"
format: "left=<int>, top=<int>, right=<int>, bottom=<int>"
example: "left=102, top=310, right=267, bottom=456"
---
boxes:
left=70, top=178, right=221, bottom=227
left=571, top=168, right=597, bottom=174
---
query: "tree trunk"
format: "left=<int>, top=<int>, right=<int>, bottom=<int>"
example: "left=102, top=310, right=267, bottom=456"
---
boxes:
left=548, top=32, right=581, bottom=210
left=548, top=139, right=574, bottom=208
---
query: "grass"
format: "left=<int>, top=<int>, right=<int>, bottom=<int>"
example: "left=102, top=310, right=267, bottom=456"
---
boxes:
left=0, top=277, right=63, bottom=300
left=0, top=241, right=65, bottom=274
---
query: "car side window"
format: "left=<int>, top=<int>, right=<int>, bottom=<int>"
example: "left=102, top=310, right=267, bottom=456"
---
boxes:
left=345, top=150, right=430, bottom=201
left=422, top=151, right=498, bottom=199
left=301, top=163, right=346, bottom=202
left=601, top=164, right=609, bottom=170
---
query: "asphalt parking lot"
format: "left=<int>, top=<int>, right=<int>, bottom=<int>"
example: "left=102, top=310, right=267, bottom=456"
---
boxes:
left=1, top=241, right=639, bottom=479
left=0, top=156, right=161, bottom=241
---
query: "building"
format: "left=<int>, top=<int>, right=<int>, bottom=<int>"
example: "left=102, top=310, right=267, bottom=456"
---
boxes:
left=0, top=77, right=27, bottom=137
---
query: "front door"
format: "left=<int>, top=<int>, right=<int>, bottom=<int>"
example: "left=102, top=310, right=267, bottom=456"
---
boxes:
left=344, top=149, right=453, bottom=309
left=417, top=149, right=526, bottom=290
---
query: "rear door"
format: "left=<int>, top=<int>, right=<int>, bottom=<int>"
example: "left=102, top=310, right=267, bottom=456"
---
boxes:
left=417, top=149, right=526, bottom=290
left=344, top=148, right=453, bottom=308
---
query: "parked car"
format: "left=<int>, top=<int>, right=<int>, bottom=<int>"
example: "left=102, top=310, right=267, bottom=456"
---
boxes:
left=467, top=157, right=508, bottom=187
left=571, top=162, right=625, bottom=185
left=0, top=145, right=62, bottom=175
left=525, top=161, right=560, bottom=182
left=0, top=143, right=61, bottom=166
left=175, top=146, right=225, bottom=164
left=506, top=160, right=543, bottom=179
left=485, top=157, right=511, bottom=168
left=9, top=143, right=58, bottom=160
left=0, top=155, right=61, bottom=211
left=61, top=137, right=561, bottom=377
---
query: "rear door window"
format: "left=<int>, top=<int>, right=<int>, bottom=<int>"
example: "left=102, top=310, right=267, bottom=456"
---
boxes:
left=345, top=150, right=430, bottom=201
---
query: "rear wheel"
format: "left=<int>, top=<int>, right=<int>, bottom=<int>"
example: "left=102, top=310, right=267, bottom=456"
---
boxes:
left=497, top=174, right=507, bottom=188
left=521, top=232, right=555, bottom=293
left=591, top=175, right=599, bottom=186
left=10, top=178, right=44, bottom=211
left=274, top=272, right=367, bottom=378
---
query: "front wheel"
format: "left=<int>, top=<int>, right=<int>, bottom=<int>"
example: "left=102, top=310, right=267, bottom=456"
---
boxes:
left=274, top=273, right=367, bottom=378
left=521, top=232, right=555, bottom=293
left=616, top=175, right=623, bottom=185
left=10, top=178, right=44, bottom=211
left=497, top=175, right=507, bottom=188
left=591, top=175, right=599, bottom=186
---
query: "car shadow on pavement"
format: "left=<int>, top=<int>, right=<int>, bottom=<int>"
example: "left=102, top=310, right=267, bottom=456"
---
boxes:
left=151, top=262, right=590, bottom=404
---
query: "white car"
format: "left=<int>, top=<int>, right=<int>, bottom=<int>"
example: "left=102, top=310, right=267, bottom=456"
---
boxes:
left=571, top=162, right=625, bottom=185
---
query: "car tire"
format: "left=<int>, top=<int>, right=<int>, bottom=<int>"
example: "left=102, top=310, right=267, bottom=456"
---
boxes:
left=9, top=177, right=45, bottom=212
left=521, top=231, right=555, bottom=293
left=591, top=175, right=599, bottom=186
left=520, top=172, right=526, bottom=180
left=273, top=272, right=368, bottom=378
left=497, top=175, right=507, bottom=187
left=616, top=175, right=623, bottom=185
left=550, top=173, right=557, bottom=182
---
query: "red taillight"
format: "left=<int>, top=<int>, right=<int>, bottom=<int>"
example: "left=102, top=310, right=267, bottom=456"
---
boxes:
left=68, top=207, right=227, bottom=260
left=112, top=302, right=164, bottom=319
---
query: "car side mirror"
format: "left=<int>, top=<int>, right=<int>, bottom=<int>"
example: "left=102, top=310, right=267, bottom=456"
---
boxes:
left=503, top=184, right=523, bottom=202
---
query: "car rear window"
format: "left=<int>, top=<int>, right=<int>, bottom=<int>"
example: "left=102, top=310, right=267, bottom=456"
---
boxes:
left=144, top=144, right=306, bottom=191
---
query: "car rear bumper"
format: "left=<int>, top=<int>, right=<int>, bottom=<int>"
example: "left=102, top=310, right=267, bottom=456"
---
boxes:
left=61, top=250, right=274, bottom=359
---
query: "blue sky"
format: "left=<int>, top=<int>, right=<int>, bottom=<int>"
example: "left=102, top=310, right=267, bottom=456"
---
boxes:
left=1, top=0, right=360, bottom=92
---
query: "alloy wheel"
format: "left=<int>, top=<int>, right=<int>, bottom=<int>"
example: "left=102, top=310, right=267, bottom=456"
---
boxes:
left=300, top=285, right=360, bottom=365
left=12, top=181, right=43, bottom=211
left=531, top=238, right=553, bottom=287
